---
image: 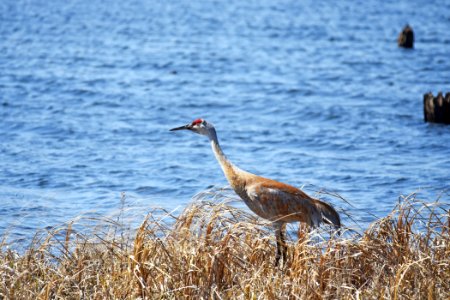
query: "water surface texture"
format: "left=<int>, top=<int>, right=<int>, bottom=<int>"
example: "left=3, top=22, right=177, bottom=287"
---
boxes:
left=1, top=0, right=449, bottom=242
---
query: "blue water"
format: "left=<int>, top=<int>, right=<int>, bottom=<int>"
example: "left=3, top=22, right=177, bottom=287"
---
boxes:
left=1, top=0, right=449, bottom=243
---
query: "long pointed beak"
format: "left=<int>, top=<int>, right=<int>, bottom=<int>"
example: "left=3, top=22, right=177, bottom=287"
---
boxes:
left=169, top=124, right=191, bottom=131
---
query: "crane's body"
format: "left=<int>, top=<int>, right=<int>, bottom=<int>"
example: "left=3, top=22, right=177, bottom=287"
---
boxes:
left=171, top=119, right=340, bottom=265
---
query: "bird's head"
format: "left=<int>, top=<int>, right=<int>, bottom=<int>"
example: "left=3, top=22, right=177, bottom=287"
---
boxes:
left=170, top=118, right=215, bottom=138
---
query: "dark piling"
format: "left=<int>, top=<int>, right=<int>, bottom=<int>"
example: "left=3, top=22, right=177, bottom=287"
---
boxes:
left=424, top=92, right=450, bottom=124
left=398, top=25, right=414, bottom=48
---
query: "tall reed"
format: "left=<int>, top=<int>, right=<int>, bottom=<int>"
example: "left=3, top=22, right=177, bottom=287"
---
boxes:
left=1, top=192, right=448, bottom=299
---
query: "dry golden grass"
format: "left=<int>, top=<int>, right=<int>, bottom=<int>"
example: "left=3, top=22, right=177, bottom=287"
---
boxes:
left=1, top=191, right=449, bottom=299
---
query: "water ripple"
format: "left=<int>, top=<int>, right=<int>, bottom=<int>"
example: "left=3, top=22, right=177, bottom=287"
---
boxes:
left=1, top=0, right=449, bottom=243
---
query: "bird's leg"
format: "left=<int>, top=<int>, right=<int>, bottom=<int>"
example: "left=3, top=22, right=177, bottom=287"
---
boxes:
left=280, top=227, right=287, bottom=263
left=275, top=233, right=282, bottom=267
left=274, top=222, right=287, bottom=267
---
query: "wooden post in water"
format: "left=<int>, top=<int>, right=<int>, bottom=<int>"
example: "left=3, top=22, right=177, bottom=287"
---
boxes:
left=398, top=25, right=414, bottom=48
left=423, top=92, right=450, bottom=124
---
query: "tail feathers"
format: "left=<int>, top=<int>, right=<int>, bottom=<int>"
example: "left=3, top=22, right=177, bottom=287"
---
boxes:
left=314, top=199, right=341, bottom=229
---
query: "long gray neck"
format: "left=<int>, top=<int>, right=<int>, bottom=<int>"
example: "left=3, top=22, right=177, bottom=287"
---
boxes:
left=207, top=128, right=241, bottom=183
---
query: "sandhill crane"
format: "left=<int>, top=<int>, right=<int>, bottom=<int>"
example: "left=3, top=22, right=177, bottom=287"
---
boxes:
left=170, top=119, right=341, bottom=265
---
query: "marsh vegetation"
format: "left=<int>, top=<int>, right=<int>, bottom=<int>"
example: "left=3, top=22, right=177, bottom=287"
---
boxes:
left=1, top=191, right=448, bottom=299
